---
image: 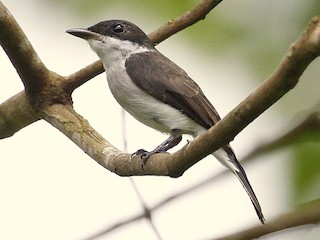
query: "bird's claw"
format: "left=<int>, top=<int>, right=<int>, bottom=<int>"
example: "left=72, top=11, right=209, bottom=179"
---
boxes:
left=131, top=149, right=169, bottom=169
left=131, top=149, right=150, bottom=169
left=140, top=152, right=153, bottom=168
left=131, top=149, right=148, bottom=160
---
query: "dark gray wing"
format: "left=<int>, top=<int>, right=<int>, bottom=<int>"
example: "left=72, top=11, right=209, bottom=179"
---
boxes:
left=125, top=51, right=220, bottom=129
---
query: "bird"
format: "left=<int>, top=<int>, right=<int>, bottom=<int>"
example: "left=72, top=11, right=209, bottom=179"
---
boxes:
left=66, top=19, right=265, bottom=224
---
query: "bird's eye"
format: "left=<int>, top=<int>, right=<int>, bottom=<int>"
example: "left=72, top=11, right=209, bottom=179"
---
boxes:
left=112, top=24, right=125, bottom=33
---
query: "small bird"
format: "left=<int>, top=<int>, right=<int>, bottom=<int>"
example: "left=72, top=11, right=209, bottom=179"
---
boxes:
left=67, top=20, right=265, bottom=224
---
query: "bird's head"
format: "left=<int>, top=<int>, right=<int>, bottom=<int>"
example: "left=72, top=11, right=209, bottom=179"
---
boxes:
left=67, top=20, right=154, bottom=60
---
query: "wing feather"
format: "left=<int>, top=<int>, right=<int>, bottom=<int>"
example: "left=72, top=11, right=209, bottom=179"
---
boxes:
left=125, top=51, right=220, bottom=129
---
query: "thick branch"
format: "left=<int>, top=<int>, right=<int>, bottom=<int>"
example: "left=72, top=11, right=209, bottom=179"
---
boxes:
left=0, top=2, right=71, bottom=106
left=0, top=1, right=48, bottom=95
left=0, top=91, right=39, bottom=138
left=1, top=0, right=320, bottom=177
left=42, top=104, right=169, bottom=176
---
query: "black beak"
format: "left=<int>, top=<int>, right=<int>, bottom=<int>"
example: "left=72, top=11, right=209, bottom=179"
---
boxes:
left=66, top=28, right=103, bottom=41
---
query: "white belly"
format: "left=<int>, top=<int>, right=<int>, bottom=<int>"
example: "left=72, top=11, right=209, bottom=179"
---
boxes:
left=105, top=66, right=204, bottom=135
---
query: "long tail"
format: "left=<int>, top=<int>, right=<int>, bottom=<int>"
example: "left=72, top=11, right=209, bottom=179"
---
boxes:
left=233, top=162, right=266, bottom=224
left=213, top=146, right=265, bottom=224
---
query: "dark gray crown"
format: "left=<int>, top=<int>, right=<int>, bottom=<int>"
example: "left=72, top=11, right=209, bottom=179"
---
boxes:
left=87, top=20, right=154, bottom=48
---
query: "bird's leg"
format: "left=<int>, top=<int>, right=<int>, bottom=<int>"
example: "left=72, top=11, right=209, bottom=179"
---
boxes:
left=132, top=129, right=182, bottom=167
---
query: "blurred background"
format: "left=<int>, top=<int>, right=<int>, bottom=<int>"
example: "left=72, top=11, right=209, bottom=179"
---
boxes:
left=1, top=0, right=319, bottom=239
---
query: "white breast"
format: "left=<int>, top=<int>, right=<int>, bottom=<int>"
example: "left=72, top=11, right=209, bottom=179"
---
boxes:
left=89, top=36, right=205, bottom=135
left=106, top=60, right=204, bottom=135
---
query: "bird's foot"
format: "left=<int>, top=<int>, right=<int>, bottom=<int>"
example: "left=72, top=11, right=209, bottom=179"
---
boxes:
left=131, top=129, right=182, bottom=169
left=131, top=149, right=147, bottom=160
left=131, top=148, right=168, bottom=169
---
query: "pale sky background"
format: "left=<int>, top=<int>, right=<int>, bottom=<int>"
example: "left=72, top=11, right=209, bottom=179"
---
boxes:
left=1, top=0, right=319, bottom=239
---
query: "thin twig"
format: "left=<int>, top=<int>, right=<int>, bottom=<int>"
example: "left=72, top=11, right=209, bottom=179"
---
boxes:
left=243, top=110, right=320, bottom=160
left=130, top=179, right=163, bottom=240
left=81, top=213, right=144, bottom=240
left=148, top=0, right=223, bottom=44
left=214, top=199, right=320, bottom=240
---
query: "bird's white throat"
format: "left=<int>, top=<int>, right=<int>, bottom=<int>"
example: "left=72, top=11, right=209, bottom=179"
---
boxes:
left=88, top=36, right=150, bottom=67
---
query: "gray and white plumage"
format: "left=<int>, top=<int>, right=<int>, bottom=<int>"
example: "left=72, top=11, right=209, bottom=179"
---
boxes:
left=67, top=20, right=265, bottom=224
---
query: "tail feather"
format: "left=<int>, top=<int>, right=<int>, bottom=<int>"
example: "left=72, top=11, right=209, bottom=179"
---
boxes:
left=234, top=165, right=265, bottom=224
left=213, top=146, right=265, bottom=224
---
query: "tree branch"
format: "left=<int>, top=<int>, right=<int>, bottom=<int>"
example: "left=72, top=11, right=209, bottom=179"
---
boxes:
left=81, top=108, right=320, bottom=239
left=0, top=1, right=48, bottom=95
left=83, top=198, right=320, bottom=240
left=1, top=0, right=319, bottom=177
left=1, top=1, right=320, bottom=238
left=0, top=91, right=39, bottom=138
left=0, top=1, right=71, bottom=138
left=243, top=110, right=320, bottom=160
left=82, top=164, right=235, bottom=240
left=82, top=213, right=145, bottom=240
left=43, top=16, right=320, bottom=178
left=214, top=199, right=320, bottom=240
left=80, top=107, right=320, bottom=238
left=148, top=0, right=223, bottom=44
